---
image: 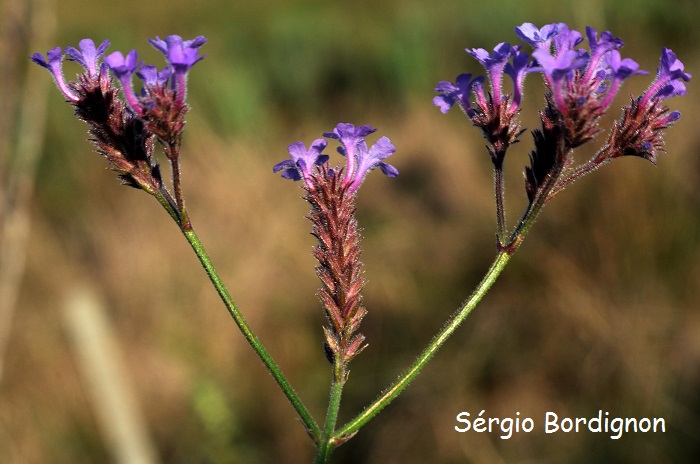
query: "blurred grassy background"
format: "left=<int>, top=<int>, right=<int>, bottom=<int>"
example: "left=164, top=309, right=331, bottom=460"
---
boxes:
left=1, top=0, right=699, bottom=462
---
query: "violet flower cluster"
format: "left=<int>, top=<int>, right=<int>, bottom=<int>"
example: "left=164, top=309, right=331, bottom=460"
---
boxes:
left=30, top=35, right=207, bottom=225
left=434, top=22, right=690, bottom=250
left=274, top=124, right=398, bottom=370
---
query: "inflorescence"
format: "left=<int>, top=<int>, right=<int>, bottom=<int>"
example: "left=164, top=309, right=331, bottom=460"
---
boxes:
left=433, top=22, right=690, bottom=251
left=32, top=22, right=689, bottom=375
left=31, top=35, right=207, bottom=226
left=274, top=124, right=398, bottom=370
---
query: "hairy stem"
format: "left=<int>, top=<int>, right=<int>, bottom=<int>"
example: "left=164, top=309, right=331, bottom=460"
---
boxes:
left=334, top=250, right=512, bottom=438
left=494, top=165, right=507, bottom=247
left=315, top=359, right=347, bottom=463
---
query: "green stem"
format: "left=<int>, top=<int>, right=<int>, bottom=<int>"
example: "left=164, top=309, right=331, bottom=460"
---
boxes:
left=154, top=190, right=180, bottom=224
left=494, top=165, right=507, bottom=247
left=180, top=222, right=321, bottom=440
left=334, top=250, right=512, bottom=439
left=315, top=360, right=346, bottom=463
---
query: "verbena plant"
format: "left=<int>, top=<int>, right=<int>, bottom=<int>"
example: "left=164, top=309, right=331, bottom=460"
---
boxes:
left=31, top=22, right=690, bottom=462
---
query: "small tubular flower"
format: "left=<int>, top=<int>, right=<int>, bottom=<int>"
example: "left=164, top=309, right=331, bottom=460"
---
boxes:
left=323, top=123, right=398, bottom=193
left=515, top=22, right=561, bottom=50
left=433, top=73, right=485, bottom=117
left=581, top=27, right=623, bottom=83
left=640, top=47, right=692, bottom=107
left=137, top=65, right=172, bottom=89
left=504, top=49, right=531, bottom=111
left=149, top=35, right=207, bottom=105
left=466, top=42, right=518, bottom=103
left=273, top=139, right=329, bottom=188
left=551, top=24, right=585, bottom=56
left=65, top=38, right=110, bottom=79
left=30, top=47, right=80, bottom=102
left=347, top=136, right=398, bottom=193
left=323, top=123, right=376, bottom=185
left=105, top=50, right=143, bottom=113
left=598, top=51, right=648, bottom=110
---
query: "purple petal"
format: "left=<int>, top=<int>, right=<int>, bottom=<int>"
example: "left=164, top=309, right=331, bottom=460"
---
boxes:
left=515, top=22, right=561, bottom=49
left=274, top=138, right=329, bottom=185
left=30, top=47, right=80, bottom=102
left=136, top=65, right=172, bottom=87
left=348, top=136, right=398, bottom=192
left=148, top=36, right=168, bottom=54
left=606, top=50, right=647, bottom=80
left=105, top=50, right=141, bottom=78
left=65, top=38, right=110, bottom=78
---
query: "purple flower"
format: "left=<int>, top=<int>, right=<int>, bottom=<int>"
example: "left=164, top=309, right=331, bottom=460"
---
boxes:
left=65, top=38, right=110, bottom=78
left=586, top=27, right=623, bottom=57
left=504, top=50, right=531, bottom=110
left=105, top=50, right=141, bottom=79
left=640, top=48, right=692, bottom=107
left=531, top=48, right=587, bottom=82
left=596, top=50, right=648, bottom=111
left=348, top=136, right=398, bottom=193
left=658, top=47, right=692, bottom=82
left=105, top=50, right=144, bottom=113
left=433, top=73, right=484, bottom=117
left=323, top=123, right=376, bottom=183
left=551, top=24, right=585, bottom=55
left=580, top=27, right=624, bottom=84
left=322, top=123, right=398, bottom=193
left=148, top=35, right=207, bottom=105
left=136, top=65, right=172, bottom=88
left=30, top=47, right=80, bottom=102
left=277, top=124, right=398, bottom=194
left=273, top=139, right=329, bottom=187
left=515, top=22, right=561, bottom=50
left=149, top=35, right=207, bottom=73
left=605, top=50, right=646, bottom=81
left=467, top=43, right=518, bottom=103
left=531, top=47, right=588, bottom=112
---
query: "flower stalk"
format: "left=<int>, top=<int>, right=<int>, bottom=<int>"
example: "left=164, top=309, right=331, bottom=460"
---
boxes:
left=335, top=250, right=512, bottom=439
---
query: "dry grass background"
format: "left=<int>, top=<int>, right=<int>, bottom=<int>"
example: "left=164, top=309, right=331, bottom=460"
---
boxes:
left=1, top=0, right=699, bottom=463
